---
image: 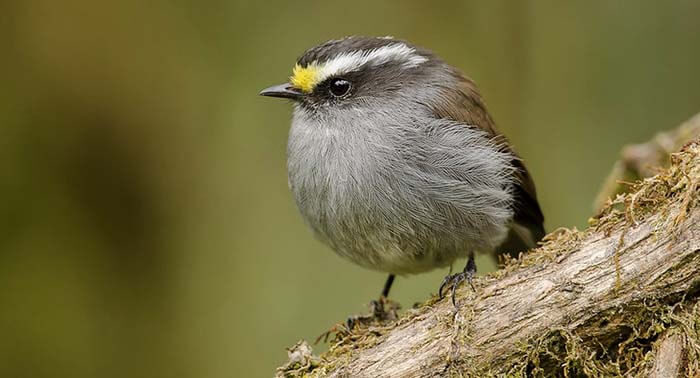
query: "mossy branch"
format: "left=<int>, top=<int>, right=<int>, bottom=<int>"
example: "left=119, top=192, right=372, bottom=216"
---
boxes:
left=277, top=114, right=700, bottom=377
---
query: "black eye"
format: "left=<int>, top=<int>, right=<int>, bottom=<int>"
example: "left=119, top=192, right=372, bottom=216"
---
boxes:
left=329, top=78, right=351, bottom=97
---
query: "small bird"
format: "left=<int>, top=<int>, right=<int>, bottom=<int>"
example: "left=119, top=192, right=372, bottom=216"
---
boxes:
left=260, top=36, right=545, bottom=307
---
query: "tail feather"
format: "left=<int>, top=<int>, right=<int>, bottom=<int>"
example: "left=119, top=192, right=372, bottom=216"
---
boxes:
left=497, top=221, right=546, bottom=260
left=497, top=155, right=546, bottom=260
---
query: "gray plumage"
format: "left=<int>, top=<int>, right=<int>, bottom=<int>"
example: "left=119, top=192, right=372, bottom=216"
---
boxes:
left=265, top=36, right=545, bottom=277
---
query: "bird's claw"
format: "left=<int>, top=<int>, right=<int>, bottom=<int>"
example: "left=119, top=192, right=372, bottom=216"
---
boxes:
left=345, top=299, right=383, bottom=331
left=439, top=256, right=476, bottom=307
left=439, top=271, right=475, bottom=307
left=344, top=296, right=399, bottom=332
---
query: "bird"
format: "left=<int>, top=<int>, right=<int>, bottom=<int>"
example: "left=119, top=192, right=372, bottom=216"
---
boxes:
left=260, top=36, right=545, bottom=307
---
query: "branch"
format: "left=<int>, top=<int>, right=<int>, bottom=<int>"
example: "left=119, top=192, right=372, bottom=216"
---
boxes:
left=277, top=115, right=700, bottom=377
left=593, top=112, right=700, bottom=212
left=649, top=332, right=686, bottom=378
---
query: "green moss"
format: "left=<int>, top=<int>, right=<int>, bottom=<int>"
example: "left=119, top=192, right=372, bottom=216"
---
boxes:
left=492, top=300, right=700, bottom=377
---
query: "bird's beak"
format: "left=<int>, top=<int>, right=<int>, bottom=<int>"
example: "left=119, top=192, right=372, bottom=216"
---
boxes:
left=259, top=83, right=303, bottom=100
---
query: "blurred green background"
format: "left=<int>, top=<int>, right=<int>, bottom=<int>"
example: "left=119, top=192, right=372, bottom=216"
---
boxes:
left=2, top=1, right=700, bottom=377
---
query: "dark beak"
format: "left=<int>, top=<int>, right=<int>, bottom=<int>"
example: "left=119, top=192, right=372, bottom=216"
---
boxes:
left=259, top=83, right=303, bottom=100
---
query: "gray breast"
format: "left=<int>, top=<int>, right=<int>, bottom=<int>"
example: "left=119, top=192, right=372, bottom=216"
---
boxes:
left=286, top=105, right=515, bottom=274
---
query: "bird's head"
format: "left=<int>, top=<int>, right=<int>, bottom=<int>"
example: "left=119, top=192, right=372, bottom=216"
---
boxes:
left=260, top=36, right=446, bottom=114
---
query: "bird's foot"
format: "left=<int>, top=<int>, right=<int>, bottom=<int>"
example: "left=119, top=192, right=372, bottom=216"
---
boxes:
left=314, top=296, right=401, bottom=344
left=345, top=296, right=400, bottom=331
left=439, top=257, right=476, bottom=307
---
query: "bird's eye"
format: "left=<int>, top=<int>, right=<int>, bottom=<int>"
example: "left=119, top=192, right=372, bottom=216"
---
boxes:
left=329, top=78, right=351, bottom=97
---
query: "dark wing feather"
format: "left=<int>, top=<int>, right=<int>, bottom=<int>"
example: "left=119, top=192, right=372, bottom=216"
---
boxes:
left=429, top=72, right=545, bottom=257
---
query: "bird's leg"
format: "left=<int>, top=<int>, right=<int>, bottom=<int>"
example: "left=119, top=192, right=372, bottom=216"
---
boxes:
left=370, top=274, right=395, bottom=318
left=381, top=274, right=395, bottom=298
left=439, top=253, right=477, bottom=307
left=346, top=274, right=399, bottom=331
left=368, top=274, right=398, bottom=320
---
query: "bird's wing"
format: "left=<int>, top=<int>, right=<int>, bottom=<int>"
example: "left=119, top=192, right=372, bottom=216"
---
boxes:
left=428, top=72, right=545, bottom=256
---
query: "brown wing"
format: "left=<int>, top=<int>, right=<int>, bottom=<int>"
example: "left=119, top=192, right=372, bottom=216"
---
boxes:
left=430, top=73, right=545, bottom=257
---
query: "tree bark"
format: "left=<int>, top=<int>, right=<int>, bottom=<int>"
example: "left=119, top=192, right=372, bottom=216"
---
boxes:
left=277, top=115, right=700, bottom=377
left=649, top=332, right=686, bottom=378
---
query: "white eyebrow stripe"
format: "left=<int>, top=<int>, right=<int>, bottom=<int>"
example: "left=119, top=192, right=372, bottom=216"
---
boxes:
left=316, top=43, right=427, bottom=83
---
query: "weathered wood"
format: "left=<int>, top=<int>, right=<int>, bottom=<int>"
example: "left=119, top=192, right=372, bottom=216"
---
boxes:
left=594, top=112, right=700, bottom=212
left=650, top=332, right=686, bottom=378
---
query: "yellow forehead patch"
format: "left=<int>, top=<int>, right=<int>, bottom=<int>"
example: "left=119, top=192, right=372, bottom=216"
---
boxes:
left=290, top=63, right=320, bottom=93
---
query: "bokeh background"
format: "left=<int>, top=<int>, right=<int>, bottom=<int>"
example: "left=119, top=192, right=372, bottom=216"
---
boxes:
left=2, top=1, right=700, bottom=377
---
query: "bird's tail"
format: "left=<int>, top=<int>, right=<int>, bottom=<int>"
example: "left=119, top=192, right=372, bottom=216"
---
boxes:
left=496, top=221, right=546, bottom=260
